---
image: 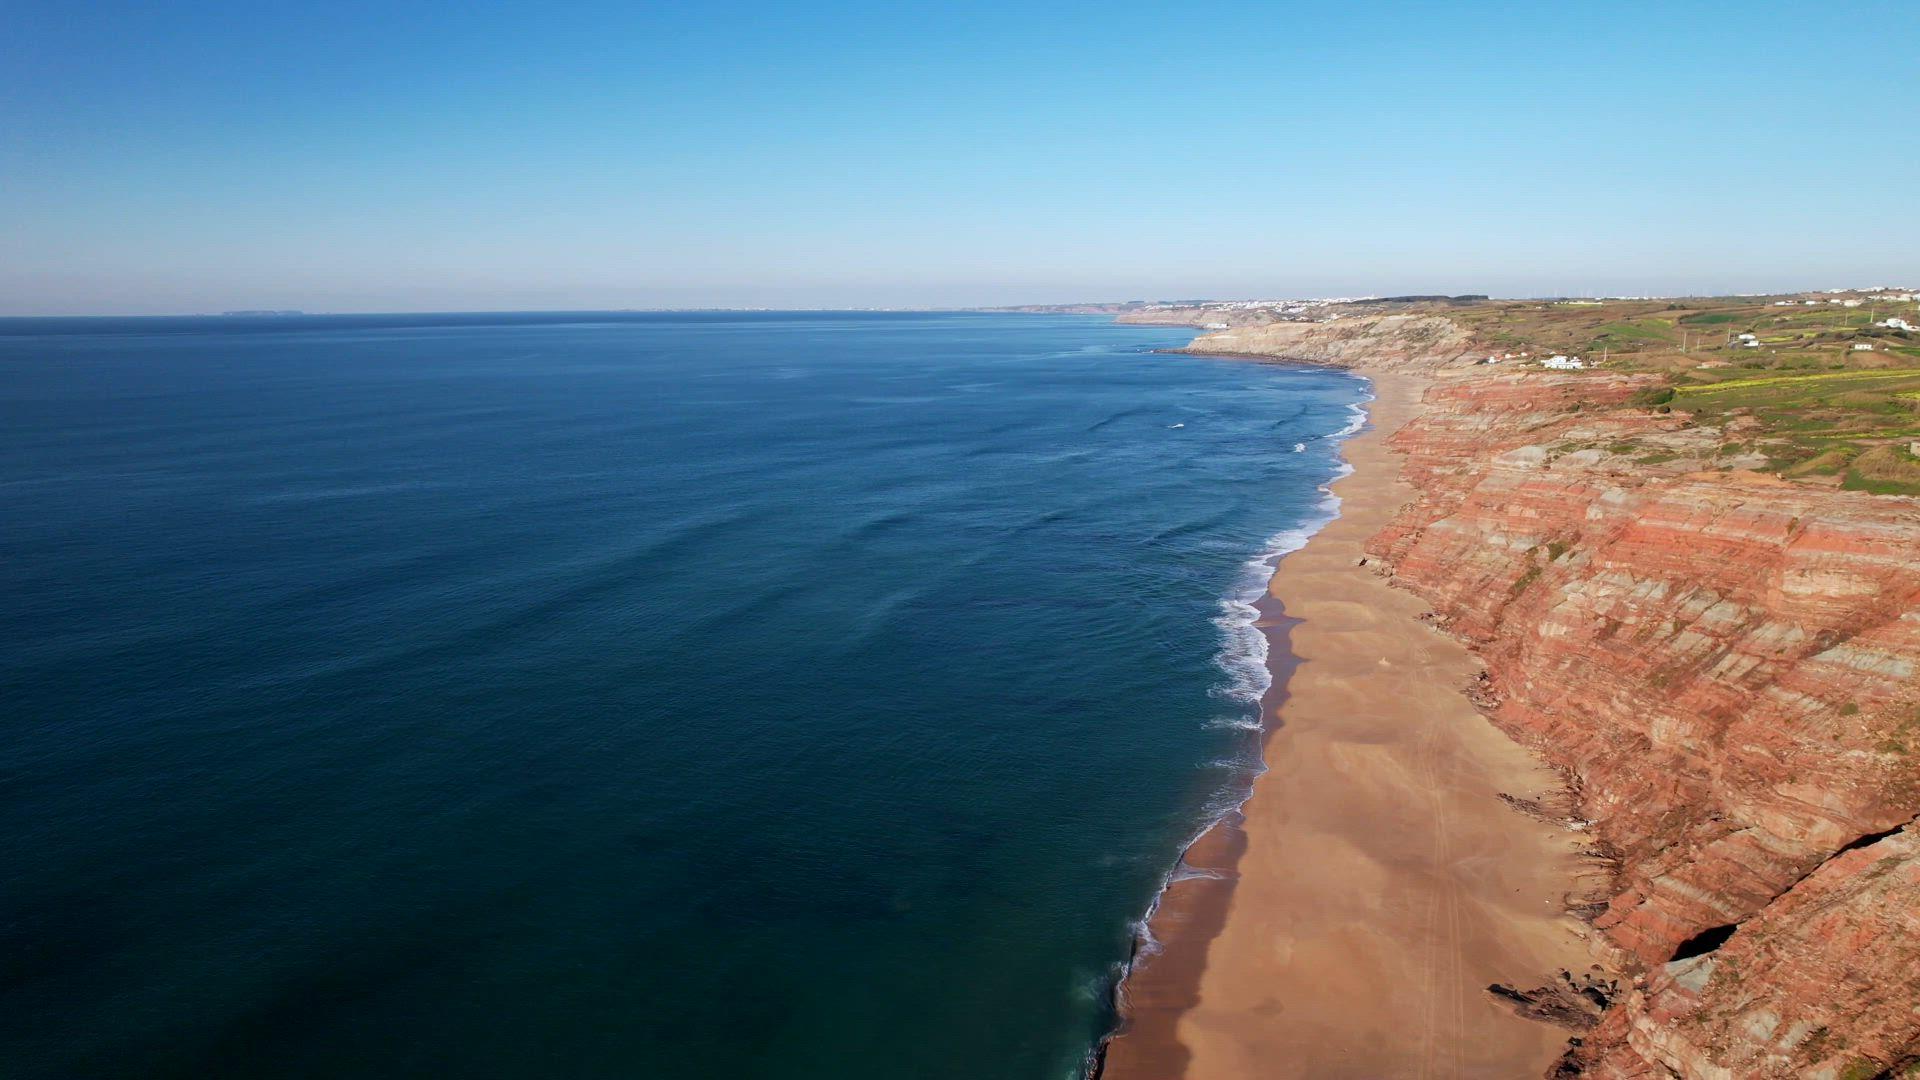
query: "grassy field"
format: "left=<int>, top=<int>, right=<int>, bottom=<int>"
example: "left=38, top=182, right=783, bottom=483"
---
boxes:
left=1410, top=292, right=1920, bottom=495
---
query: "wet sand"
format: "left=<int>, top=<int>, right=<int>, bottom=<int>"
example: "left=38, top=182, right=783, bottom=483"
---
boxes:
left=1102, top=372, right=1592, bottom=1079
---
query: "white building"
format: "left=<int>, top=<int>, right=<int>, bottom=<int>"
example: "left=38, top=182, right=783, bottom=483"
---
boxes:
left=1853, top=343, right=1876, bottom=351
left=1879, top=318, right=1914, bottom=332
left=1541, top=355, right=1586, bottom=370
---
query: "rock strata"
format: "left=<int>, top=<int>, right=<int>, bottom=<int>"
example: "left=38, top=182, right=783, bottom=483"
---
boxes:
left=1181, top=313, right=1482, bottom=370
left=1186, top=315, right=1920, bottom=1079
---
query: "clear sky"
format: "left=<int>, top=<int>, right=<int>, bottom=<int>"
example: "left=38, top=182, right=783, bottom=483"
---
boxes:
left=4, top=0, right=1916, bottom=314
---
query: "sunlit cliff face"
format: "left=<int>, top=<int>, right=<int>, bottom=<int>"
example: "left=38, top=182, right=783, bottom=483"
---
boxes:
left=1366, top=371, right=1920, bottom=1079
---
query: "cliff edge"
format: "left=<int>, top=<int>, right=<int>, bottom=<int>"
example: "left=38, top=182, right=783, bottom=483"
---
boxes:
left=1183, top=311, right=1920, bottom=1079
left=1175, top=312, right=1482, bottom=371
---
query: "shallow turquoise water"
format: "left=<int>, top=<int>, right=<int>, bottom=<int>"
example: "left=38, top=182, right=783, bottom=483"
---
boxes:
left=0, top=311, right=1365, bottom=1078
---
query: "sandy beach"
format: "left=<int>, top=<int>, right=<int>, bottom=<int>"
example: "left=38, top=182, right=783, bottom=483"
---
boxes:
left=1103, top=372, right=1593, bottom=1079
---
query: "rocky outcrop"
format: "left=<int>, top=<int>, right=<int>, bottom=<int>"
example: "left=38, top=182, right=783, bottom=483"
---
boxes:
left=1365, top=371, right=1920, bottom=1078
left=1583, top=820, right=1920, bottom=1079
left=1490, top=970, right=1623, bottom=1031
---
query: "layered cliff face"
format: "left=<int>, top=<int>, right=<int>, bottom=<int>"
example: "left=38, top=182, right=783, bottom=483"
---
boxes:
left=1156, top=310, right=1920, bottom=1076
left=1110, top=306, right=1231, bottom=327
left=1366, top=372, right=1920, bottom=1079
left=1180, top=313, right=1482, bottom=370
left=1586, top=820, right=1920, bottom=1080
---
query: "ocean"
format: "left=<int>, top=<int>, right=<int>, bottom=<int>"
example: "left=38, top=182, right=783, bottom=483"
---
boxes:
left=0, top=311, right=1367, bottom=1079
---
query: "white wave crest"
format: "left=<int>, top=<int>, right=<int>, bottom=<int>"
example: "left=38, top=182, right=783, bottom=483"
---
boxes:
left=1207, top=494, right=1344, bottom=711
left=1332, top=394, right=1372, bottom=438
left=1095, top=377, right=1377, bottom=1075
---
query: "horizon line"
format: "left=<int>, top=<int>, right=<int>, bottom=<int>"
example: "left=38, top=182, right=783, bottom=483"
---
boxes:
left=5, top=288, right=1914, bottom=321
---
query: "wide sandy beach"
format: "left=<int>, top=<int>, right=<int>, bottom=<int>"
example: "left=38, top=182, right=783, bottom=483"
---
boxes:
left=1102, top=372, right=1593, bottom=1079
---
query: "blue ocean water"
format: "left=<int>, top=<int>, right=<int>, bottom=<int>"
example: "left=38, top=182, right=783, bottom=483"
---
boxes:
left=0, top=311, right=1366, bottom=1079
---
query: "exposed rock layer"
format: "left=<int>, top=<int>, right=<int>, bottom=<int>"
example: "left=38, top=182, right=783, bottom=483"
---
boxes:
left=1186, top=315, right=1920, bottom=1079
left=1177, top=313, right=1482, bottom=370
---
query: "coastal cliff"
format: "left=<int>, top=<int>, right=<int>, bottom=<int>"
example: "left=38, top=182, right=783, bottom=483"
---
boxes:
left=1171, top=312, right=1481, bottom=371
left=1182, top=313, right=1920, bottom=1079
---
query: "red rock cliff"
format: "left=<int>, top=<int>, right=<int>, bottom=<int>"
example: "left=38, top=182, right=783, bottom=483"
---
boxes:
left=1367, top=372, right=1920, bottom=1079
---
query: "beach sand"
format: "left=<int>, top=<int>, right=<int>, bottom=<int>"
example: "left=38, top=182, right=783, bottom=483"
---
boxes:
left=1101, top=373, right=1592, bottom=1079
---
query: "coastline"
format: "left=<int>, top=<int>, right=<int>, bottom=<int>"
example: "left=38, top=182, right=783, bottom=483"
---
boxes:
left=1102, top=367, right=1593, bottom=1079
left=1089, top=364, right=1363, bottom=1080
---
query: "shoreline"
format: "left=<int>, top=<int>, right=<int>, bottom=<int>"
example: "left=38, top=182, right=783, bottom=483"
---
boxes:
left=1086, top=362, right=1364, bottom=1079
left=1088, top=356, right=1364, bottom=1079
left=1088, top=609, right=1303, bottom=1080
left=1101, top=366, right=1593, bottom=1079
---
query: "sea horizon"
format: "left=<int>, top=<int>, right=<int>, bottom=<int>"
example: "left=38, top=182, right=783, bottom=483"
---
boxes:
left=0, top=310, right=1366, bottom=1078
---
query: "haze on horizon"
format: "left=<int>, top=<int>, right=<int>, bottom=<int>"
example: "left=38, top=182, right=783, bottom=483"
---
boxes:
left=4, top=0, right=1915, bottom=317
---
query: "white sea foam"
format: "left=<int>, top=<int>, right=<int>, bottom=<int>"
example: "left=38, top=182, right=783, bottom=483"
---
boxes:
left=1135, top=910, right=1162, bottom=947
left=1292, top=441, right=1305, bottom=452
left=1206, top=490, right=1345, bottom=709
left=1332, top=395, right=1370, bottom=438
left=1207, top=382, right=1373, bottom=723
left=1076, top=959, right=1128, bottom=1005
left=1169, top=863, right=1229, bottom=884
left=1094, top=378, right=1377, bottom=1074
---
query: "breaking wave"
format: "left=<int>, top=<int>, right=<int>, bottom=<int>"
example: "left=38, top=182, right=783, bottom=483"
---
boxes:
left=1086, top=381, right=1374, bottom=1080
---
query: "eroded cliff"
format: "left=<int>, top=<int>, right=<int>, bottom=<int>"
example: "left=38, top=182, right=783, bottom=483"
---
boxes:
left=1182, top=313, right=1920, bottom=1079
left=1181, top=313, right=1481, bottom=370
left=1369, top=372, right=1920, bottom=1078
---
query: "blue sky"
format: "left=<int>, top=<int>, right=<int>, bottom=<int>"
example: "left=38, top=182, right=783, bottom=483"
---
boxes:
left=4, top=0, right=1916, bottom=313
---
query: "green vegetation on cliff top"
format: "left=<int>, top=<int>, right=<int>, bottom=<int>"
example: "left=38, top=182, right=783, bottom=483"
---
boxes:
left=1431, top=292, right=1920, bottom=495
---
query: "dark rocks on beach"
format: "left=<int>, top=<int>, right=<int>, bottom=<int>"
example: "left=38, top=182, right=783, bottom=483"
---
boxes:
left=1486, top=969, right=1618, bottom=1030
